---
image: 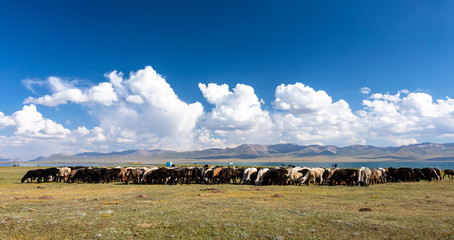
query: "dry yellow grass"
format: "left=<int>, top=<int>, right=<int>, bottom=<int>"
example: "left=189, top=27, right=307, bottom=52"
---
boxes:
left=1, top=167, right=453, bottom=239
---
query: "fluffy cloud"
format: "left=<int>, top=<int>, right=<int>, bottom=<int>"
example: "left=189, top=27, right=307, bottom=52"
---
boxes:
left=393, top=138, right=418, bottom=146
left=0, top=112, right=15, bottom=129
left=0, top=105, right=75, bottom=159
left=199, top=83, right=231, bottom=104
left=370, top=89, right=409, bottom=103
left=361, top=87, right=371, bottom=95
left=402, top=92, right=454, bottom=117
left=199, top=83, right=270, bottom=130
left=199, top=83, right=275, bottom=144
left=85, top=127, right=107, bottom=143
left=126, top=95, right=144, bottom=104
left=1, top=66, right=209, bottom=159
left=196, top=128, right=226, bottom=148
left=272, top=83, right=362, bottom=145
left=19, top=66, right=204, bottom=151
left=11, top=105, right=71, bottom=138
left=23, top=77, right=118, bottom=107
left=360, top=91, right=454, bottom=144
left=273, top=83, right=333, bottom=114
left=95, top=66, right=204, bottom=150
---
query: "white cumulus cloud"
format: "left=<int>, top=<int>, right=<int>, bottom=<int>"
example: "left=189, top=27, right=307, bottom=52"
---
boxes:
left=126, top=95, right=144, bottom=104
left=24, top=77, right=118, bottom=107
left=199, top=83, right=275, bottom=144
left=272, top=83, right=362, bottom=145
left=273, top=83, right=334, bottom=114
left=94, top=66, right=204, bottom=150
left=360, top=90, right=454, bottom=144
left=361, top=87, right=371, bottom=95
left=12, top=104, right=71, bottom=138
left=0, top=112, right=15, bottom=129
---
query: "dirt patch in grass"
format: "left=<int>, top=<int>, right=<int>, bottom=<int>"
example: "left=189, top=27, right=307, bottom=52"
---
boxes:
left=14, top=196, right=30, bottom=200
left=271, top=194, right=284, bottom=198
left=210, top=189, right=224, bottom=193
left=200, top=188, right=224, bottom=193
left=359, top=208, right=372, bottom=212
left=38, top=195, right=56, bottom=200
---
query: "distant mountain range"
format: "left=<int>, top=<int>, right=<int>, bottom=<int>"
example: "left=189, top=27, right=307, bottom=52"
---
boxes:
left=25, top=142, right=454, bottom=163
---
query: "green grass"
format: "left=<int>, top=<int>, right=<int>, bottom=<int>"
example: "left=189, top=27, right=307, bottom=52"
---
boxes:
left=1, top=167, right=453, bottom=239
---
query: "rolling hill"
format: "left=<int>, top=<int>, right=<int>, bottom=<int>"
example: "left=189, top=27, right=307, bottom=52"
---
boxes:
left=27, top=142, right=454, bottom=163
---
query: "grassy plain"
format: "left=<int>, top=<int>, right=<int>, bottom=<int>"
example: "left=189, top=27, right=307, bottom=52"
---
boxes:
left=1, top=167, right=453, bottom=240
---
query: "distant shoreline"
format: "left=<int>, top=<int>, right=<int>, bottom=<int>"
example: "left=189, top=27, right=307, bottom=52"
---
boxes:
left=3, top=156, right=454, bottom=165
left=2, top=158, right=453, bottom=169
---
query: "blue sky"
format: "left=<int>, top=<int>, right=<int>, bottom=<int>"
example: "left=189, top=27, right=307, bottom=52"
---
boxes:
left=1, top=1, right=454, bottom=160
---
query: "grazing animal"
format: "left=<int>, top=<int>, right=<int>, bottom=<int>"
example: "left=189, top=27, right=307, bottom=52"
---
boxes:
left=255, top=168, right=270, bottom=185
left=68, top=168, right=80, bottom=183
left=249, top=171, right=259, bottom=184
left=121, top=167, right=135, bottom=182
left=218, top=168, right=234, bottom=184
left=65, top=167, right=88, bottom=183
left=413, top=168, right=426, bottom=182
left=301, top=168, right=324, bottom=185
left=71, top=168, right=90, bottom=183
left=286, top=167, right=304, bottom=185
left=443, top=169, right=454, bottom=180
left=357, top=167, right=372, bottom=187
left=370, top=168, right=386, bottom=184
left=173, top=167, right=192, bottom=184
left=203, top=167, right=214, bottom=184
left=191, top=167, right=204, bottom=184
left=125, top=168, right=144, bottom=184
left=42, top=168, right=60, bottom=182
left=421, top=168, right=439, bottom=182
left=370, top=168, right=379, bottom=184
left=434, top=168, right=443, bottom=180
left=141, top=167, right=159, bottom=183
left=262, top=168, right=288, bottom=185
left=109, top=168, right=123, bottom=182
left=378, top=168, right=387, bottom=183
left=231, top=167, right=245, bottom=184
left=56, top=167, right=72, bottom=182
left=144, top=167, right=172, bottom=184
left=21, top=169, right=44, bottom=183
left=210, top=167, right=224, bottom=184
left=387, top=168, right=414, bottom=182
left=242, top=168, right=257, bottom=184
left=327, top=168, right=357, bottom=186
left=321, top=168, right=331, bottom=185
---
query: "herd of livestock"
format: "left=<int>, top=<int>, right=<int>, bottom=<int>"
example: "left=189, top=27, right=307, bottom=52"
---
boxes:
left=20, top=165, right=454, bottom=186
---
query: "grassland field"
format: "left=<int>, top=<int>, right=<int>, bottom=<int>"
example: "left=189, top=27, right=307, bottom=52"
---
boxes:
left=0, top=167, right=453, bottom=240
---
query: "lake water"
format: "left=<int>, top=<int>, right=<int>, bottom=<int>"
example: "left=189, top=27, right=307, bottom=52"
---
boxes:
left=1, top=161, right=453, bottom=169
